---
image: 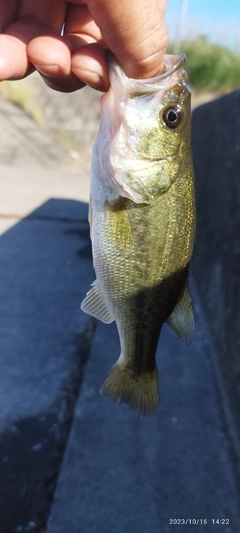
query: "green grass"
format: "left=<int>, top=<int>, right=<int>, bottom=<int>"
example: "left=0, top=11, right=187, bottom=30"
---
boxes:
left=0, top=79, right=44, bottom=125
left=168, top=36, right=240, bottom=91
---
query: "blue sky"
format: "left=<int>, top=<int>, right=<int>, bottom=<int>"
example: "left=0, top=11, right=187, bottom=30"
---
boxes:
left=165, top=0, right=240, bottom=51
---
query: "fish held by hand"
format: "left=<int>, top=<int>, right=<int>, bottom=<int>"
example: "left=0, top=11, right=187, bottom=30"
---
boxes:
left=81, top=54, right=196, bottom=417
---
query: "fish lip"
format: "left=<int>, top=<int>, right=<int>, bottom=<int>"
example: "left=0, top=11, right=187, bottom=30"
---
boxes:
left=109, top=53, right=186, bottom=95
left=118, top=155, right=173, bottom=167
left=131, top=54, right=186, bottom=84
left=137, top=154, right=173, bottom=163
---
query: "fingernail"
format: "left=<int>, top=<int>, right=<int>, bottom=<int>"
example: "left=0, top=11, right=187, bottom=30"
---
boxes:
left=35, top=63, right=63, bottom=79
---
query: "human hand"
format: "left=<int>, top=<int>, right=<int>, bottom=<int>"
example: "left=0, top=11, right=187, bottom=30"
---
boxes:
left=0, top=0, right=168, bottom=92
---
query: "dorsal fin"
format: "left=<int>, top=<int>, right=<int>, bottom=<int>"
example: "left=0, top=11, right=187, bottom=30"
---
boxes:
left=167, top=284, right=194, bottom=344
left=81, top=281, right=114, bottom=324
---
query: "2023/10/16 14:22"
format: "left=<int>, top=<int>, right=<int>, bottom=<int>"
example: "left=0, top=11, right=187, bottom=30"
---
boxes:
left=168, top=518, right=230, bottom=525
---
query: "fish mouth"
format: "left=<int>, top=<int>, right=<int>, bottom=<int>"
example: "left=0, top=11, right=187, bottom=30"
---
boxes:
left=110, top=53, right=187, bottom=96
left=124, top=154, right=174, bottom=167
left=112, top=156, right=172, bottom=173
left=140, top=154, right=173, bottom=162
left=110, top=154, right=175, bottom=177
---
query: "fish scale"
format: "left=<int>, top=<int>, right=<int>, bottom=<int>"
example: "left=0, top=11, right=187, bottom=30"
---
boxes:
left=81, top=54, right=196, bottom=416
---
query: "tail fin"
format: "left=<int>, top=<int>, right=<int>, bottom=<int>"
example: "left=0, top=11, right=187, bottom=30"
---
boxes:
left=100, top=363, right=159, bottom=417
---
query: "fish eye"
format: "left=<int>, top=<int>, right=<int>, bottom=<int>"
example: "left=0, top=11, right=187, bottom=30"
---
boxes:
left=162, top=106, right=183, bottom=129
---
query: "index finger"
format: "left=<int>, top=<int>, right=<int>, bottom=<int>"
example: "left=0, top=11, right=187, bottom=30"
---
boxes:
left=0, top=0, right=67, bottom=80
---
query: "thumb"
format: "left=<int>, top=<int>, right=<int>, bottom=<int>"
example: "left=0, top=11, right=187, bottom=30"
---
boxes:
left=87, top=0, right=168, bottom=78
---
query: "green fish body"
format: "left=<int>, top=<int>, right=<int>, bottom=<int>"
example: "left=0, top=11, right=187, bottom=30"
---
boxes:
left=81, top=54, right=196, bottom=416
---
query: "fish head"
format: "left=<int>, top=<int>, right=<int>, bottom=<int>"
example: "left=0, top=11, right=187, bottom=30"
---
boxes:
left=98, top=54, right=192, bottom=204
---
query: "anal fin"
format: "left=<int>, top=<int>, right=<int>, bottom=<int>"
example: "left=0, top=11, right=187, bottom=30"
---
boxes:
left=167, top=284, right=194, bottom=344
left=81, top=280, right=114, bottom=324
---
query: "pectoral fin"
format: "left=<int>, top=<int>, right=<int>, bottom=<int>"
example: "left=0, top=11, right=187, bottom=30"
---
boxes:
left=167, top=284, right=194, bottom=344
left=81, top=281, right=114, bottom=324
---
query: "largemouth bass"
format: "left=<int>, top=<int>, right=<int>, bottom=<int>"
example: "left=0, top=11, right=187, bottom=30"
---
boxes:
left=81, top=54, right=196, bottom=416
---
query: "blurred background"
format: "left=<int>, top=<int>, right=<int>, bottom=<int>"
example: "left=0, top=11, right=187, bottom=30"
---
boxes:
left=166, top=0, right=240, bottom=52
